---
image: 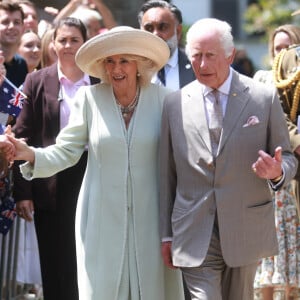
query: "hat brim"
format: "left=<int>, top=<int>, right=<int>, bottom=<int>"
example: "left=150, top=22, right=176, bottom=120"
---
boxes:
left=75, top=26, right=170, bottom=79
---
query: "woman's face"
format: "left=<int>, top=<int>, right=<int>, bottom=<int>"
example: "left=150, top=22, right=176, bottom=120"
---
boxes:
left=104, top=55, right=138, bottom=91
left=18, top=31, right=41, bottom=72
left=53, top=24, right=85, bottom=65
left=273, top=31, right=292, bottom=57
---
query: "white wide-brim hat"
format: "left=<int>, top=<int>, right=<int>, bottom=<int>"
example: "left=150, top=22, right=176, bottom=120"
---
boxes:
left=75, top=26, right=170, bottom=79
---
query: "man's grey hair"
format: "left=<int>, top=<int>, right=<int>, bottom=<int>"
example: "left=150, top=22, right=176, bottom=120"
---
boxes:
left=70, top=6, right=102, bottom=25
left=185, top=18, right=235, bottom=60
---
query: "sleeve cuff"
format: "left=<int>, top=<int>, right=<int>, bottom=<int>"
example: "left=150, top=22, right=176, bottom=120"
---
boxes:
left=268, top=169, right=285, bottom=191
left=20, top=161, right=34, bottom=180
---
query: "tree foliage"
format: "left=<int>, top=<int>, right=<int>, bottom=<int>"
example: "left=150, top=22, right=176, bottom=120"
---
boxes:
left=244, top=0, right=300, bottom=39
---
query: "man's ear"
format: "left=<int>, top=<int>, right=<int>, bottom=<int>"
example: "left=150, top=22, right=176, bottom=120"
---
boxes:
left=228, top=48, right=236, bottom=64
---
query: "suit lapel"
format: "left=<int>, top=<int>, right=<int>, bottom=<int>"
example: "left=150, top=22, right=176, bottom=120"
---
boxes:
left=218, top=72, right=250, bottom=154
left=184, top=81, right=211, bottom=152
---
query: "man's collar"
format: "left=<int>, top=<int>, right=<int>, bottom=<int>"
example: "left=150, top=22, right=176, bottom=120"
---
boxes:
left=167, top=47, right=179, bottom=68
left=57, top=65, right=89, bottom=85
left=202, top=68, right=233, bottom=96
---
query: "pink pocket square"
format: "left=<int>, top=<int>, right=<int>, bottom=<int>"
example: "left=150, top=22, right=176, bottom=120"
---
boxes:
left=243, top=116, right=260, bottom=127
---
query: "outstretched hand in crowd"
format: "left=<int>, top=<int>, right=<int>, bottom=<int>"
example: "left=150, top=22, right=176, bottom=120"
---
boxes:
left=6, top=133, right=35, bottom=164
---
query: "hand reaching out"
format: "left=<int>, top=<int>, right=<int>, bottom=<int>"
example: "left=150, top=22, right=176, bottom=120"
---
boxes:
left=0, top=129, right=15, bottom=177
left=252, top=146, right=283, bottom=181
left=6, top=135, right=35, bottom=163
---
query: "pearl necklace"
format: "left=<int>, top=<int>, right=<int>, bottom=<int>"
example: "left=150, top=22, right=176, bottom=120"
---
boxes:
left=116, top=87, right=140, bottom=119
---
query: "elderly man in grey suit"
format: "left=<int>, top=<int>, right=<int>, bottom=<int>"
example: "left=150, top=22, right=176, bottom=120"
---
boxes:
left=159, top=18, right=298, bottom=300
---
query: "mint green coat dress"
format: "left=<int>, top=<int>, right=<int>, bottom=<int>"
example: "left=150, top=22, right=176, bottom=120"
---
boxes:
left=21, top=83, right=184, bottom=300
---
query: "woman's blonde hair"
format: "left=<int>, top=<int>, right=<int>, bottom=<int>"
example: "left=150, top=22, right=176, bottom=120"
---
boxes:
left=97, top=54, right=157, bottom=87
left=269, top=24, right=300, bottom=60
left=40, top=28, right=55, bottom=68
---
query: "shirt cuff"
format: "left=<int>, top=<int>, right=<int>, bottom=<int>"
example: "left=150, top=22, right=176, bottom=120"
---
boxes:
left=268, top=169, right=285, bottom=191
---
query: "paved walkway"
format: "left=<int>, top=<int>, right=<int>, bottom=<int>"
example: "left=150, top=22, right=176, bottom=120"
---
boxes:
left=254, top=287, right=300, bottom=300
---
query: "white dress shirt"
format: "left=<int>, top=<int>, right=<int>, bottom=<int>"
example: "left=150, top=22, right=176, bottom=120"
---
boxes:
left=202, top=68, right=233, bottom=124
left=152, top=47, right=180, bottom=91
left=57, top=66, right=90, bottom=130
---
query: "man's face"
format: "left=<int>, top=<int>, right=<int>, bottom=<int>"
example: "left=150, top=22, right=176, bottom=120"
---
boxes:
left=19, top=4, right=38, bottom=33
left=189, top=30, right=234, bottom=89
left=140, top=7, right=181, bottom=54
left=0, top=9, right=24, bottom=47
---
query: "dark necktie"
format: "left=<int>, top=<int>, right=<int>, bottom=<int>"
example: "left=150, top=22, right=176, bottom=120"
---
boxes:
left=157, top=67, right=166, bottom=86
left=209, top=90, right=223, bottom=156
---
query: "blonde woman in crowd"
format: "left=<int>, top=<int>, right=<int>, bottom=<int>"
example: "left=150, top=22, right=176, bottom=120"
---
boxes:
left=40, top=28, right=57, bottom=68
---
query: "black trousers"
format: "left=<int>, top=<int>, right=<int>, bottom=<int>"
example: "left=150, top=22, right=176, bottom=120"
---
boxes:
left=34, top=152, right=87, bottom=300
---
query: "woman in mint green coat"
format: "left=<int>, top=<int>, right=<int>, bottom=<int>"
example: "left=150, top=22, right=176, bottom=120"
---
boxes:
left=9, top=26, right=184, bottom=300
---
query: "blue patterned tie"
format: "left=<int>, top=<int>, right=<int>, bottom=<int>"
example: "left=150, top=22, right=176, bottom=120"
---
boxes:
left=157, top=67, right=166, bottom=86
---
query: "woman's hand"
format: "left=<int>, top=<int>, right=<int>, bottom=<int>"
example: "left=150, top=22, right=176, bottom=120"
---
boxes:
left=6, top=135, right=35, bottom=163
left=16, top=200, right=34, bottom=221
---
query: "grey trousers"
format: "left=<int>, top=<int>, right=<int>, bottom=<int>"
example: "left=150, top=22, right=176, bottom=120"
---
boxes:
left=181, top=216, right=257, bottom=300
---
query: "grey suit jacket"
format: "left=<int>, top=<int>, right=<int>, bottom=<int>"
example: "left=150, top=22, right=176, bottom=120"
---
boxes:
left=159, top=70, right=298, bottom=268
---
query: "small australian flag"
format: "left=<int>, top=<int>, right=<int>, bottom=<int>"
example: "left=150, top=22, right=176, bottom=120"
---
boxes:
left=0, top=80, right=25, bottom=117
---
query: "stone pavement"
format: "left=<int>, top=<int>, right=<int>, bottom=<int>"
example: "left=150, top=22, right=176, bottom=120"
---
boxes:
left=254, top=287, right=300, bottom=300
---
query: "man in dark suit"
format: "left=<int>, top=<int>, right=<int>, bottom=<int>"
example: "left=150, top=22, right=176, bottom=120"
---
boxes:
left=138, top=0, right=195, bottom=90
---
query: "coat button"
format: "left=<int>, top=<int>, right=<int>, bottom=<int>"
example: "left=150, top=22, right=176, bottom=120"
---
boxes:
left=207, top=160, right=214, bottom=168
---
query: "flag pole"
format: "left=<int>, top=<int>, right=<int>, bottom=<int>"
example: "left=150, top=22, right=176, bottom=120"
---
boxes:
left=1, top=75, right=27, bottom=99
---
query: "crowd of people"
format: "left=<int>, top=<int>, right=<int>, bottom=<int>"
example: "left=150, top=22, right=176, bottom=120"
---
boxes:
left=0, top=0, right=300, bottom=300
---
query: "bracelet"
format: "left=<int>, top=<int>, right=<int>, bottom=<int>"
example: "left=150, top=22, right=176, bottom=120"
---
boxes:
left=271, top=173, right=283, bottom=183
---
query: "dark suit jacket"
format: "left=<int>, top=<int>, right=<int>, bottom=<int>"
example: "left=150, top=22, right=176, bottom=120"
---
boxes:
left=178, top=48, right=196, bottom=88
left=12, top=63, right=99, bottom=210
